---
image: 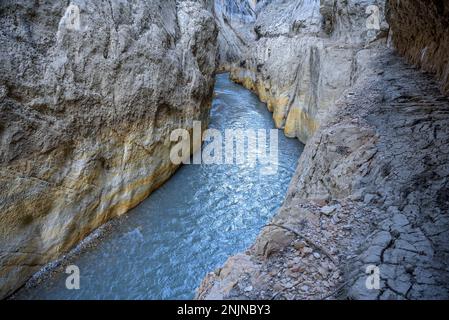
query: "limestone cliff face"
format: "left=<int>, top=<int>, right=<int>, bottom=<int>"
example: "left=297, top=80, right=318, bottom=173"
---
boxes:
left=213, top=0, right=256, bottom=70
left=0, top=0, right=217, bottom=298
left=387, top=0, right=449, bottom=95
left=218, top=0, right=388, bottom=143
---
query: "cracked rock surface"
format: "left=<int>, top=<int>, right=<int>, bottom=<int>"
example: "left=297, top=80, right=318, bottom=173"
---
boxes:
left=387, top=0, right=449, bottom=95
left=217, top=0, right=388, bottom=142
left=197, top=47, right=449, bottom=300
left=0, top=0, right=217, bottom=298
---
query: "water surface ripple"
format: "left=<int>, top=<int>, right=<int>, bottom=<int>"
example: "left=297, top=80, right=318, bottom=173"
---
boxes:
left=16, top=73, right=303, bottom=300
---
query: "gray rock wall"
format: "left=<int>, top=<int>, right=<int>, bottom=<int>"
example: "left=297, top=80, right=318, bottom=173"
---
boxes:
left=0, top=0, right=217, bottom=298
left=198, top=0, right=449, bottom=300
left=387, top=0, right=449, bottom=95
left=217, top=0, right=388, bottom=143
left=214, top=0, right=256, bottom=70
left=197, top=46, right=449, bottom=300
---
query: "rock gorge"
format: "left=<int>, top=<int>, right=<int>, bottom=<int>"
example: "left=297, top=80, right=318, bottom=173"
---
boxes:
left=197, top=0, right=449, bottom=299
left=216, top=0, right=390, bottom=143
left=1, top=0, right=448, bottom=300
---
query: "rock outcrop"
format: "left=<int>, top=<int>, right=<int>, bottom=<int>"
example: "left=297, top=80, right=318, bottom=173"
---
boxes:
left=213, top=0, right=256, bottom=70
left=0, top=0, right=217, bottom=298
left=197, top=0, right=449, bottom=300
left=218, top=0, right=388, bottom=142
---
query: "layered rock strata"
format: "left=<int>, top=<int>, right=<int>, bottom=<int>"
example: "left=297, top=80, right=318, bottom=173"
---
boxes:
left=220, top=0, right=388, bottom=142
left=198, top=47, right=449, bottom=300
left=214, top=0, right=256, bottom=70
left=0, top=0, right=217, bottom=298
left=197, top=0, right=449, bottom=300
left=387, top=0, right=449, bottom=95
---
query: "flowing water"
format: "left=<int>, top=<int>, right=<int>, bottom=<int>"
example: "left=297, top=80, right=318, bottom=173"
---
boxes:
left=16, top=73, right=303, bottom=300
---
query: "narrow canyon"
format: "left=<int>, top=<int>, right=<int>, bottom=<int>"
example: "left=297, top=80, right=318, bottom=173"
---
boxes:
left=1, top=0, right=448, bottom=300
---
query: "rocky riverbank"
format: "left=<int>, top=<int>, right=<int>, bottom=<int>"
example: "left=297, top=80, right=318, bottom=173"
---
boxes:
left=215, top=0, right=388, bottom=143
left=2, top=0, right=448, bottom=300
left=0, top=0, right=217, bottom=298
left=197, top=0, right=449, bottom=300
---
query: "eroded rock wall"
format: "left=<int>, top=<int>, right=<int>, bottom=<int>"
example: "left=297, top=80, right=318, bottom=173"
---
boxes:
left=0, top=0, right=217, bottom=298
left=197, top=47, right=449, bottom=300
left=387, top=0, right=449, bottom=95
left=214, top=0, right=256, bottom=70
left=218, top=0, right=388, bottom=143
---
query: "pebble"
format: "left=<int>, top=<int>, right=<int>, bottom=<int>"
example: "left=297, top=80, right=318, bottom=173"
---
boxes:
left=320, top=205, right=337, bottom=215
left=273, top=283, right=283, bottom=292
left=290, top=265, right=304, bottom=273
left=364, top=193, right=376, bottom=204
left=313, top=252, right=321, bottom=259
left=405, top=264, right=415, bottom=274
left=321, top=261, right=333, bottom=271
left=244, top=286, right=253, bottom=292
left=331, top=215, right=340, bottom=225
left=318, top=267, right=327, bottom=276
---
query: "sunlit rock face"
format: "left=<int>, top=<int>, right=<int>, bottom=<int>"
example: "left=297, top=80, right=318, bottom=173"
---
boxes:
left=387, top=0, right=449, bottom=95
left=198, top=0, right=449, bottom=301
left=217, top=0, right=388, bottom=143
left=214, top=0, right=257, bottom=70
left=0, top=0, right=217, bottom=298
